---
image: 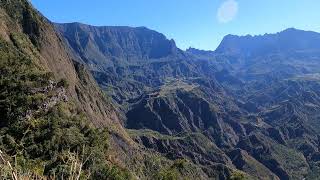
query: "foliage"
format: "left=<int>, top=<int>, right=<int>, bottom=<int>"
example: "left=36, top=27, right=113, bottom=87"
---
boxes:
left=0, top=38, right=130, bottom=179
left=229, top=171, right=247, bottom=180
left=172, top=159, right=187, bottom=170
left=155, top=159, right=189, bottom=180
left=156, top=168, right=179, bottom=180
left=58, top=78, right=69, bottom=88
left=90, top=163, right=132, bottom=180
left=1, top=0, right=44, bottom=47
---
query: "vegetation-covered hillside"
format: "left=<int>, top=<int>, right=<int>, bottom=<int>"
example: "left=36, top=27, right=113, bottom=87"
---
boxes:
left=0, top=0, right=225, bottom=179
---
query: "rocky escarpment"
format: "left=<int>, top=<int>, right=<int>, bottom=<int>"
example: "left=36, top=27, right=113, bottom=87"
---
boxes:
left=55, top=23, right=180, bottom=68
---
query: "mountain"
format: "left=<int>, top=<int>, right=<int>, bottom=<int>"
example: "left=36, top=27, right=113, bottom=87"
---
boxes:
left=3, top=0, right=320, bottom=179
left=0, top=0, right=143, bottom=178
left=0, top=1, right=213, bottom=179
left=57, top=20, right=320, bottom=180
left=55, top=23, right=181, bottom=69
left=215, top=28, right=320, bottom=56
left=186, top=47, right=216, bottom=61
left=191, top=29, right=320, bottom=179
left=55, top=22, right=221, bottom=105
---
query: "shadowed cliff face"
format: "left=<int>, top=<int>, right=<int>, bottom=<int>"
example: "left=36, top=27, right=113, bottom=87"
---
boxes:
left=55, top=23, right=179, bottom=69
left=56, top=20, right=320, bottom=179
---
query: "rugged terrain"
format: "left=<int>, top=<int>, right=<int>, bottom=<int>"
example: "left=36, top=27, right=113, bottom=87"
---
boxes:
left=57, top=22, right=320, bottom=180
left=1, top=0, right=320, bottom=179
left=0, top=0, right=212, bottom=179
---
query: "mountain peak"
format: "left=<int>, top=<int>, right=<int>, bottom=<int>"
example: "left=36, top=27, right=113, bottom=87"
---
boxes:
left=282, top=27, right=298, bottom=32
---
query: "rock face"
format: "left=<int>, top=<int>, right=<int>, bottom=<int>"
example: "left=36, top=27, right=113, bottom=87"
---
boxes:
left=55, top=23, right=179, bottom=68
left=56, top=17, right=320, bottom=180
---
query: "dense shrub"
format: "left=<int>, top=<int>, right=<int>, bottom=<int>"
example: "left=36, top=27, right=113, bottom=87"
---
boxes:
left=230, top=171, right=247, bottom=180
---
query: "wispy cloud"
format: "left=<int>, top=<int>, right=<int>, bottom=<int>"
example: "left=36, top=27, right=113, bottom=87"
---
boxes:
left=217, top=0, right=239, bottom=23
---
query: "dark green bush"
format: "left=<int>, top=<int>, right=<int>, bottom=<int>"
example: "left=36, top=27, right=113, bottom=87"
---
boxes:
left=57, top=78, right=69, bottom=88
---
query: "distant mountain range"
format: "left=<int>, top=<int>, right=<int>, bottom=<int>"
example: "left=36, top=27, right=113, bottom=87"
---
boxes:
left=216, top=28, right=320, bottom=56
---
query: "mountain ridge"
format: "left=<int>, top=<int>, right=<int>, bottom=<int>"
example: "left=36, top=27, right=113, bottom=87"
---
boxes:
left=215, top=28, right=320, bottom=56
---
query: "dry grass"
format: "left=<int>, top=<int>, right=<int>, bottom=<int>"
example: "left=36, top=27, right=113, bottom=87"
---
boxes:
left=0, top=149, right=91, bottom=180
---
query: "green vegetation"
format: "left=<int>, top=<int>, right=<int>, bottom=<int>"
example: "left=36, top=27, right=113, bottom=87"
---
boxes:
left=57, top=78, right=70, bottom=88
left=128, top=129, right=183, bottom=140
left=156, top=168, right=179, bottom=180
left=0, top=38, right=131, bottom=179
left=270, top=142, right=309, bottom=179
left=1, top=0, right=44, bottom=48
left=155, top=159, right=188, bottom=180
left=229, top=171, right=247, bottom=180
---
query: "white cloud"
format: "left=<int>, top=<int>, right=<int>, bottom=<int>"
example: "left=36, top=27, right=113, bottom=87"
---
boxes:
left=217, top=0, right=239, bottom=23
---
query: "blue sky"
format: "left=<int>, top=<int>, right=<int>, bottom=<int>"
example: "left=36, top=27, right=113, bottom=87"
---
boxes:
left=30, top=0, right=320, bottom=50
